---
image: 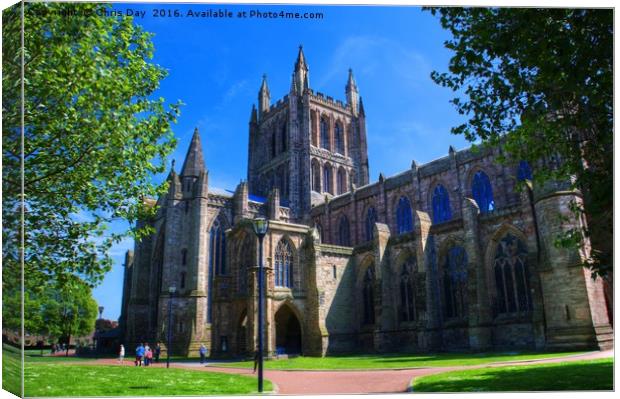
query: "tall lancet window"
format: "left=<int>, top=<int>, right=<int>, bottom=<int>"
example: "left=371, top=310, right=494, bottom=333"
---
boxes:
left=323, top=164, right=333, bottom=194
left=335, top=122, right=345, bottom=154
left=396, top=196, right=413, bottom=234
left=472, top=170, right=495, bottom=213
left=443, top=246, right=468, bottom=319
left=365, top=206, right=378, bottom=241
left=493, top=233, right=532, bottom=315
left=400, top=257, right=416, bottom=322
left=275, top=239, right=293, bottom=288
left=337, top=167, right=346, bottom=195
left=320, top=117, right=330, bottom=150
left=432, top=184, right=452, bottom=223
left=208, top=218, right=226, bottom=323
left=363, top=266, right=375, bottom=324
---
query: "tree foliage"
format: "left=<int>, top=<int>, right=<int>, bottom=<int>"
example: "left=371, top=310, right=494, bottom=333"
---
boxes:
left=2, top=2, right=181, bottom=331
left=426, top=8, right=612, bottom=277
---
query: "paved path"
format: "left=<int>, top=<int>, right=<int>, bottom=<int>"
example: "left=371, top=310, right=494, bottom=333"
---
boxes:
left=84, top=350, right=613, bottom=395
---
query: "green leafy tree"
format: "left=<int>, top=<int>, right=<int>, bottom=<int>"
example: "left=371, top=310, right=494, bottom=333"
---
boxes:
left=40, top=279, right=99, bottom=356
left=426, top=8, right=612, bottom=278
left=2, top=2, right=181, bottom=331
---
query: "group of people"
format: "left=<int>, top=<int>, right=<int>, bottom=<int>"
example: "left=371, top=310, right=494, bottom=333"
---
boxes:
left=117, top=343, right=162, bottom=366
left=50, top=343, right=67, bottom=354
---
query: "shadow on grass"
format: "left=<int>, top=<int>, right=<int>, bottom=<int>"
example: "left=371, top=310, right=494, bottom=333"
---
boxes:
left=414, top=359, right=613, bottom=392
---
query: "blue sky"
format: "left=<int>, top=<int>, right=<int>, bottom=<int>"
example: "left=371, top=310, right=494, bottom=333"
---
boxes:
left=94, top=2, right=471, bottom=320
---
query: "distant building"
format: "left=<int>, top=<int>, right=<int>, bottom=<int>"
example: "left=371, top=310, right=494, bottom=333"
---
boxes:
left=120, top=47, right=613, bottom=356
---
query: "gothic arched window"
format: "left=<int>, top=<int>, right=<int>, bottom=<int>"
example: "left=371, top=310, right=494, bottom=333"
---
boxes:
left=365, top=206, right=378, bottom=241
left=311, top=160, right=321, bottom=192
left=396, top=196, right=413, bottom=234
left=432, top=184, right=452, bottom=223
left=443, top=246, right=468, bottom=319
left=472, top=170, right=495, bottom=213
left=400, top=257, right=416, bottom=322
left=363, top=266, right=375, bottom=324
left=323, top=164, right=333, bottom=194
left=274, top=239, right=293, bottom=288
left=517, top=160, right=533, bottom=182
left=493, top=233, right=532, bottom=314
left=337, top=167, right=346, bottom=195
left=320, top=117, right=330, bottom=150
left=238, top=235, right=254, bottom=295
left=209, top=219, right=226, bottom=276
left=338, top=215, right=350, bottom=246
left=335, top=122, right=345, bottom=154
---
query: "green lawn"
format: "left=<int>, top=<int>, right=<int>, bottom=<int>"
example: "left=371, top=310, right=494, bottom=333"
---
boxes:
left=218, top=351, right=587, bottom=370
left=2, top=345, right=273, bottom=396
left=413, top=358, right=614, bottom=392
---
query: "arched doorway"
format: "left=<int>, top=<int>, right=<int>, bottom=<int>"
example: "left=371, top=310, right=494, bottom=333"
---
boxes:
left=274, top=304, right=302, bottom=355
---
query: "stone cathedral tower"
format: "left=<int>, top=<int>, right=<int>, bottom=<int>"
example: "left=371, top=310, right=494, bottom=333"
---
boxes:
left=247, top=46, right=370, bottom=220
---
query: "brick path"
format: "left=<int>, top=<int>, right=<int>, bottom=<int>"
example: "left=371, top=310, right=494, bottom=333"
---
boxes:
left=82, top=350, right=613, bottom=394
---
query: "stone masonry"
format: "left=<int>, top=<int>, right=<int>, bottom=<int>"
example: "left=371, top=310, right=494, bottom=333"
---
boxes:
left=120, top=47, right=613, bottom=357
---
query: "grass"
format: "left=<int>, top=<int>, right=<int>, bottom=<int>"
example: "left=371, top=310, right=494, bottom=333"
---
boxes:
left=2, top=345, right=273, bottom=396
left=413, top=358, right=614, bottom=392
left=218, top=350, right=587, bottom=370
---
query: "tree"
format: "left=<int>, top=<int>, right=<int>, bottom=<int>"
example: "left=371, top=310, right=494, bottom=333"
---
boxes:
left=39, top=279, right=99, bottom=356
left=2, top=2, right=181, bottom=330
left=426, top=8, right=612, bottom=278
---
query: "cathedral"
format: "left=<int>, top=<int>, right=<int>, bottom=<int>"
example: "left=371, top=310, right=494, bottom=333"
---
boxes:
left=120, top=47, right=613, bottom=357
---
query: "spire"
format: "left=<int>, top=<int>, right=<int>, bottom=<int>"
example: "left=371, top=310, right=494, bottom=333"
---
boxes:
left=295, top=45, right=308, bottom=72
left=358, top=96, right=365, bottom=117
left=292, top=45, right=309, bottom=95
left=346, top=68, right=360, bottom=115
left=166, top=159, right=176, bottom=181
left=258, top=74, right=270, bottom=116
left=180, top=127, right=205, bottom=177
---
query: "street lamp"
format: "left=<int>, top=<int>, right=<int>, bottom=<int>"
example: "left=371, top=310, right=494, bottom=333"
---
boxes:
left=166, top=286, right=176, bottom=369
left=251, top=217, right=269, bottom=393
left=98, top=306, right=104, bottom=320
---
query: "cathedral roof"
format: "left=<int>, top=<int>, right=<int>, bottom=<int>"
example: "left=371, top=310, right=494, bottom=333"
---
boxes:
left=180, top=127, right=205, bottom=177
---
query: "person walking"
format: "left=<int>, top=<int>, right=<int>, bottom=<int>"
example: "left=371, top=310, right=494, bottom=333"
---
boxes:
left=199, top=344, right=207, bottom=364
left=144, top=343, right=151, bottom=366
left=135, top=343, right=145, bottom=366
left=154, top=343, right=161, bottom=363
left=119, top=344, right=125, bottom=364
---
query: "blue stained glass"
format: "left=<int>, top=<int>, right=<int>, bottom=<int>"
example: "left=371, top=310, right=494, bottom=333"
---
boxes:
left=396, top=196, right=413, bottom=234
left=444, top=246, right=468, bottom=319
left=320, top=118, right=330, bottom=150
left=323, top=165, right=332, bottom=193
left=365, top=206, right=378, bottom=241
left=432, top=184, right=452, bottom=223
left=275, top=239, right=293, bottom=288
left=517, top=160, right=533, bottom=181
left=335, top=123, right=344, bottom=154
left=472, top=171, right=495, bottom=213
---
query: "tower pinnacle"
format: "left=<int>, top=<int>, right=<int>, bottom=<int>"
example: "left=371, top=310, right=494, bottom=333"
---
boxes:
left=346, top=68, right=360, bottom=115
left=292, top=45, right=309, bottom=95
left=258, top=74, right=271, bottom=117
left=180, top=127, right=206, bottom=177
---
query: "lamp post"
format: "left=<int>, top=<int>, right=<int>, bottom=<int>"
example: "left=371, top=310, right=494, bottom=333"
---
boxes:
left=166, top=286, right=176, bottom=369
left=251, top=217, right=269, bottom=393
left=98, top=306, right=104, bottom=320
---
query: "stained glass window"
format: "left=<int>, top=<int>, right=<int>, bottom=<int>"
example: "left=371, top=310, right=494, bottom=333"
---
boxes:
left=400, top=257, right=416, bottom=322
left=323, top=164, right=332, bottom=194
left=396, top=196, right=413, bottom=234
left=337, top=168, right=346, bottom=195
left=335, top=122, right=345, bottom=154
left=472, top=171, right=495, bottom=213
left=275, top=239, right=293, bottom=288
left=443, top=246, right=468, bottom=319
left=493, top=233, right=532, bottom=314
left=208, top=218, right=226, bottom=323
left=432, top=184, right=452, bottom=223
left=365, top=206, right=378, bottom=241
left=320, top=117, right=330, bottom=150
left=312, top=160, right=321, bottom=192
